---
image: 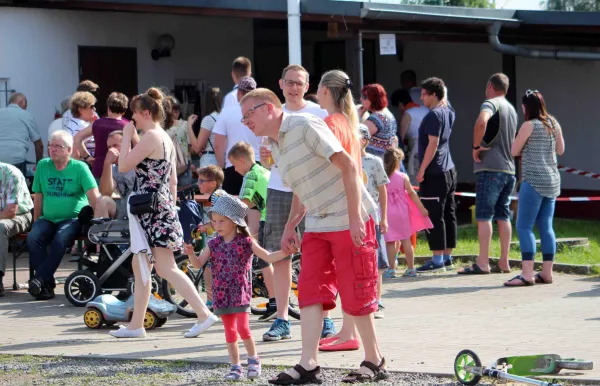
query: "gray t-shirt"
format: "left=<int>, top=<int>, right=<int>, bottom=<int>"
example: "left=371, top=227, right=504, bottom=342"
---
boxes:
left=474, top=97, right=517, bottom=174
left=112, top=165, right=135, bottom=219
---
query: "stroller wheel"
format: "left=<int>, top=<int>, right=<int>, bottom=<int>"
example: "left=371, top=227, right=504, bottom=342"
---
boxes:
left=64, top=270, right=101, bottom=307
left=84, top=308, right=104, bottom=329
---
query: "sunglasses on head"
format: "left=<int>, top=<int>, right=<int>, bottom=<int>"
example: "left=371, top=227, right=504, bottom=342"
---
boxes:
left=525, top=89, right=539, bottom=97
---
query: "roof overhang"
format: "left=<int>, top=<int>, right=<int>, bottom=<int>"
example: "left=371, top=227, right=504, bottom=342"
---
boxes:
left=361, top=3, right=521, bottom=27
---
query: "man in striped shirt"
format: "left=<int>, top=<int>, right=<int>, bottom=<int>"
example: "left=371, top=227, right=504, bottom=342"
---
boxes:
left=240, top=89, right=387, bottom=384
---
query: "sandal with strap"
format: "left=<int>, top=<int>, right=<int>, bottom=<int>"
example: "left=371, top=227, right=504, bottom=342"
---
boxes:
left=342, top=358, right=388, bottom=383
left=224, top=365, right=243, bottom=381
left=457, top=264, right=490, bottom=275
left=269, top=364, right=323, bottom=385
left=504, top=275, right=535, bottom=287
left=535, top=273, right=553, bottom=284
left=247, top=357, right=261, bottom=379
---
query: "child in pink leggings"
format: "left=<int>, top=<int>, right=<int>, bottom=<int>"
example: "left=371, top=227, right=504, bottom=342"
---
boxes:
left=184, top=194, right=289, bottom=381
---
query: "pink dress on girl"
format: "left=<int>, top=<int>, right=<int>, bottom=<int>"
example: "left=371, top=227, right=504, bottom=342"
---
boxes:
left=384, top=171, right=433, bottom=242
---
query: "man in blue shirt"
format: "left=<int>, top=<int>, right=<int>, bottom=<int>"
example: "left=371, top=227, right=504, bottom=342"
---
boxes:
left=0, top=93, right=43, bottom=176
left=415, top=77, right=458, bottom=273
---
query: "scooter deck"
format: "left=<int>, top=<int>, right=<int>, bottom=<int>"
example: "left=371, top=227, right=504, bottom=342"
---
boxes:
left=496, top=354, right=561, bottom=376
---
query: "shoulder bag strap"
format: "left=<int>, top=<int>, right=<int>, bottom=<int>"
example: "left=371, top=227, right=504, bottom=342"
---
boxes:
left=205, top=114, right=218, bottom=152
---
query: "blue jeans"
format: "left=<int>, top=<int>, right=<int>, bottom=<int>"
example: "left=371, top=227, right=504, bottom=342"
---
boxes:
left=516, top=182, right=556, bottom=261
left=26, top=218, right=81, bottom=284
left=375, top=225, right=389, bottom=270
left=475, top=172, right=516, bottom=221
left=12, top=162, right=27, bottom=177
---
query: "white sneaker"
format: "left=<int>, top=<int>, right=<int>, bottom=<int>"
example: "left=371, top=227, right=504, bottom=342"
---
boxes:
left=184, top=314, right=219, bottom=338
left=109, top=326, right=146, bottom=338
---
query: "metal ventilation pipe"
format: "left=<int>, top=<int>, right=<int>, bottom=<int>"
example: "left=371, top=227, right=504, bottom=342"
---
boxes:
left=488, top=22, right=600, bottom=60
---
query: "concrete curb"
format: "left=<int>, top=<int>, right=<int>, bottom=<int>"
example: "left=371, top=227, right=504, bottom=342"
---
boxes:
left=401, top=255, right=596, bottom=274
left=3, top=353, right=598, bottom=385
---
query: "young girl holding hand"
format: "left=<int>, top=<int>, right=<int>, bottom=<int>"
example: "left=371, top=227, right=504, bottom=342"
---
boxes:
left=383, top=148, right=432, bottom=277
left=184, top=194, right=291, bottom=381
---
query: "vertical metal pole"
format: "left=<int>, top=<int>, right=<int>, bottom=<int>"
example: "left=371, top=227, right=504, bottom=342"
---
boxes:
left=287, top=0, right=302, bottom=64
left=357, top=30, right=364, bottom=90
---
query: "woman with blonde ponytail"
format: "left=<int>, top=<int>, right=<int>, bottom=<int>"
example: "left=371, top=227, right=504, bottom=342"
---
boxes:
left=317, top=70, right=362, bottom=168
left=314, top=70, right=365, bottom=352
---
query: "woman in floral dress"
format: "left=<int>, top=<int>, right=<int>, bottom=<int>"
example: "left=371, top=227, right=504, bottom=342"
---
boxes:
left=110, top=87, right=218, bottom=339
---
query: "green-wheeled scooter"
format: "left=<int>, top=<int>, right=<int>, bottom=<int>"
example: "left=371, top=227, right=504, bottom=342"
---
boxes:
left=454, top=349, right=593, bottom=386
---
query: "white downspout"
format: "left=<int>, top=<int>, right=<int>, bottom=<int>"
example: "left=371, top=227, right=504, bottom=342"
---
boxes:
left=287, top=0, right=302, bottom=65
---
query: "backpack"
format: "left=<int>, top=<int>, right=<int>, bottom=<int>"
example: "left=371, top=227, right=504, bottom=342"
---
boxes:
left=168, top=130, right=188, bottom=176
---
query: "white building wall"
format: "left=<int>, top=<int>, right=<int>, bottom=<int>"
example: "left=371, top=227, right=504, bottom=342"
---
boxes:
left=0, top=7, right=253, bottom=158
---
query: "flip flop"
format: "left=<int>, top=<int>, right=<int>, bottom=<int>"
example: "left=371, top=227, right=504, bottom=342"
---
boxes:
left=504, top=275, right=535, bottom=287
left=534, top=273, right=553, bottom=284
left=491, top=265, right=511, bottom=274
left=457, top=264, right=490, bottom=275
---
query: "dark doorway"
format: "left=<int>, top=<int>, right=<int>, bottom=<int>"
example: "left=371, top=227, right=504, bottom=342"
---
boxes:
left=363, top=39, right=377, bottom=86
left=312, top=41, right=346, bottom=94
left=78, top=46, right=138, bottom=117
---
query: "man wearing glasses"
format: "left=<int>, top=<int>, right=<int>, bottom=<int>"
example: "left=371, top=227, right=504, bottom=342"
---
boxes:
left=213, top=76, right=261, bottom=195
left=256, top=65, right=333, bottom=342
left=458, top=73, right=517, bottom=275
left=26, top=130, right=99, bottom=300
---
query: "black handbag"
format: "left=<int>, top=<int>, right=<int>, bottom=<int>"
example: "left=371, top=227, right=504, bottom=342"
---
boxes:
left=128, top=193, right=158, bottom=215
left=128, top=141, right=171, bottom=215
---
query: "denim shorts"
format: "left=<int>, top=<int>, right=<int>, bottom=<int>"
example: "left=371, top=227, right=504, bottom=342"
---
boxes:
left=475, top=171, right=516, bottom=221
left=376, top=225, right=389, bottom=270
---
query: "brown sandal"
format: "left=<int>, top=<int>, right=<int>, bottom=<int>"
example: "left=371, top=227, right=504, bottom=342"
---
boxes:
left=269, top=364, right=323, bottom=385
left=342, top=358, right=388, bottom=383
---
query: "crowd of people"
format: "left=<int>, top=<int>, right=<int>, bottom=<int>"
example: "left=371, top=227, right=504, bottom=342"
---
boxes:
left=0, top=55, right=566, bottom=383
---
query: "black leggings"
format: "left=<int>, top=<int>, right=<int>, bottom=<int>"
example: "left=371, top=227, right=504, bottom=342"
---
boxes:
left=419, top=169, right=457, bottom=251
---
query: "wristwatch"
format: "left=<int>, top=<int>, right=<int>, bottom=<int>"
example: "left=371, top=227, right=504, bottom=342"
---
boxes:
left=472, top=145, right=481, bottom=150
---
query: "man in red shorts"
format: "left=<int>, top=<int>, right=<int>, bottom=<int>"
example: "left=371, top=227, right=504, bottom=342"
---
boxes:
left=240, top=88, right=387, bottom=384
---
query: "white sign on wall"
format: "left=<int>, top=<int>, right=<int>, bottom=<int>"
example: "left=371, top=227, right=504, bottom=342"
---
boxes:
left=379, top=34, right=396, bottom=55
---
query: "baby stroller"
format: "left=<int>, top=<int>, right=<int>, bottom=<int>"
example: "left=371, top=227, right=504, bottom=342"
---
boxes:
left=63, top=218, right=161, bottom=307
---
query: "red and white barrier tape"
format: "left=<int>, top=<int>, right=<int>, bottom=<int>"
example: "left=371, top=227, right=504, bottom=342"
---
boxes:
left=452, top=191, right=600, bottom=202
left=558, top=164, right=600, bottom=180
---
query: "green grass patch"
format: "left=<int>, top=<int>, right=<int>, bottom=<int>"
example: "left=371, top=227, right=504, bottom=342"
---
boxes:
left=415, top=218, right=600, bottom=266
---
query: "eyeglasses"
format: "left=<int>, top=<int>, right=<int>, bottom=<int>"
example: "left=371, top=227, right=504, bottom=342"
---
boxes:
left=282, top=79, right=306, bottom=88
left=48, top=144, right=67, bottom=150
left=197, top=179, right=214, bottom=184
left=87, top=105, right=96, bottom=110
left=525, top=89, right=539, bottom=97
left=241, top=102, right=267, bottom=123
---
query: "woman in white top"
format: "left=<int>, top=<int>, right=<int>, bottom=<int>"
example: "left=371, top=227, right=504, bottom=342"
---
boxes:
left=165, top=96, right=193, bottom=187
left=187, top=87, right=223, bottom=168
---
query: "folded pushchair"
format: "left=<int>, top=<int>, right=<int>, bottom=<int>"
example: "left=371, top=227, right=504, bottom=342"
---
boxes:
left=63, top=218, right=161, bottom=307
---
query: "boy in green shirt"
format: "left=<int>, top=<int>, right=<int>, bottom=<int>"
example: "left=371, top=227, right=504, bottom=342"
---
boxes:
left=227, top=141, right=270, bottom=238
left=27, top=130, right=98, bottom=300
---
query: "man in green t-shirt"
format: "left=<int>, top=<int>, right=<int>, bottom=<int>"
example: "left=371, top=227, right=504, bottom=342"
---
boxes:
left=227, top=141, right=270, bottom=237
left=27, top=130, right=99, bottom=300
